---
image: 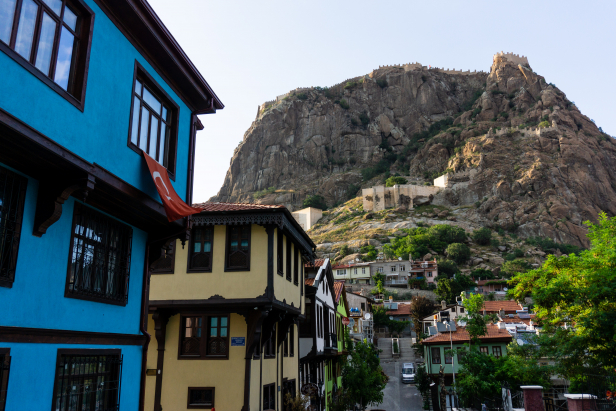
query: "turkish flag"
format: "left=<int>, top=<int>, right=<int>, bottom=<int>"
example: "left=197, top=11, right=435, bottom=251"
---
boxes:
left=142, top=152, right=201, bottom=222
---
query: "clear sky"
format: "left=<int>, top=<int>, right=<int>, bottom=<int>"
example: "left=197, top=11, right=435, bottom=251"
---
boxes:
left=147, top=0, right=616, bottom=203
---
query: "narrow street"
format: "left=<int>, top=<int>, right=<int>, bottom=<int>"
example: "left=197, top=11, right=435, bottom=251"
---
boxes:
left=368, top=338, right=424, bottom=411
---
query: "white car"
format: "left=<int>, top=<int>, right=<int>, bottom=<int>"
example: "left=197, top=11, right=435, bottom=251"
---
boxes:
left=401, top=362, right=415, bottom=384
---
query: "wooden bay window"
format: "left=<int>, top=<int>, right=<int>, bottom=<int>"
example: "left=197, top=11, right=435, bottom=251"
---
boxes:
left=225, top=225, right=250, bottom=271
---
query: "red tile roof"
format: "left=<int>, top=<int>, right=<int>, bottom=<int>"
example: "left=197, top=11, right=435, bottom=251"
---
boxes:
left=192, top=202, right=286, bottom=212
left=305, top=278, right=315, bottom=286
left=499, top=314, right=535, bottom=326
left=334, top=281, right=345, bottom=303
left=422, top=324, right=513, bottom=345
left=385, top=303, right=412, bottom=316
left=482, top=300, right=523, bottom=314
left=476, top=279, right=508, bottom=286
left=305, top=259, right=325, bottom=269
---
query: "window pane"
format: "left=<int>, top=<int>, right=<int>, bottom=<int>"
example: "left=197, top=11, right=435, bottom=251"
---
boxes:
left=203, top=241, right=211, bottom=252
left=138, top=108, right=149, bottom=151
left=221, top=327, right=227, bottom=337
left=148, top=117, right=158, bottom=157
left=0, top=0, right=17, bottom=43
left=129, top=96, right=140, bottom=146
left=41, top=0, right=61, bottom=15
left=34, top=12, right=57, bottom=75
left=14, top=0, right=38, bottom=60
left=142, top=86, right=161, bottom=113
left=162, top=106, right=168, bottom=121
left=135, top=79, right=142, bottom=96
left=193, top=243, right=201, bottom=253
left=210, top=327, right=217, bottom=337
left=210, top=317, right=218, bottom=327
left=157, top=122, right=166, bottom=165
left=63, top=6, right=77, bottom=30
left=221, top=317, right=227, bottom=327
left=53, top=26, right=75, bottom=90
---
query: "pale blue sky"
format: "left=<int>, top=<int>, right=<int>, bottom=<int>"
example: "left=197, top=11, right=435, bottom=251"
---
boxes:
left=147, top=0, right=616, bottom=202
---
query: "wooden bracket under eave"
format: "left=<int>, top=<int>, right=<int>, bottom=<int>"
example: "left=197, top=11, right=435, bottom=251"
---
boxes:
left=32, top=174, right=96, bottom=237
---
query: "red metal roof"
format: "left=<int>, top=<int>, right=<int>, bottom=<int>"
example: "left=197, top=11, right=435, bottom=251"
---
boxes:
left=192, top=202, right=286, bottom=212
left=422, top=324, right=513, bottom=345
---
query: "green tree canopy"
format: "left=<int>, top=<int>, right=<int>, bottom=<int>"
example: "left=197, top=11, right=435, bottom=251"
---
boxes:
left=446, top=243, right=471, bottom=263
left=510, top=212, right=616, bottom=373
left=342, top=340, right=388, bottom=409
left=385, top=176, right=407, bottom=187
left=500, top=259, right=531, bottom=278
left=471, top=227, right=492, bottom=245
left=436, top=258, right=459, bottom=277
left=302, top=194, right=327, bottom=210
left=410, top=296, right=435, bottom=333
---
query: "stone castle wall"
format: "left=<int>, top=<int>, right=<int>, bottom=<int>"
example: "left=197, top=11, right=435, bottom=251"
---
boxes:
left=494, top=51, right=529, bottom=67
left=362, top=184, right=442, bottom=212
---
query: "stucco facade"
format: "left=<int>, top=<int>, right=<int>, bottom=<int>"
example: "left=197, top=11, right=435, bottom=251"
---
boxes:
left=146, top=205, right=315, bottom=411
left=0, top=0, right=222, bottom=410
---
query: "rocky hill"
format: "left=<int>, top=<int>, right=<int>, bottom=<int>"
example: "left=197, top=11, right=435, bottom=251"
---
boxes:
left=211, top=53, right=616, bottom=248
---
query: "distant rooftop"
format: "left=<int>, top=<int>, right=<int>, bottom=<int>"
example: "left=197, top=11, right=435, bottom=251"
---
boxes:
left=193, top=202, right=285, bottom=212
left=422, top=323, right=513, bottom=345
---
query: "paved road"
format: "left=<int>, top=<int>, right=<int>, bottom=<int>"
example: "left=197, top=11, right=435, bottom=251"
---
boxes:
left=368, top=360, right=424, bottom=411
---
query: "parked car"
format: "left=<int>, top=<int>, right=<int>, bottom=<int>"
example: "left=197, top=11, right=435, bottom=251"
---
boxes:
left=401, top=362, right=416, bottom=383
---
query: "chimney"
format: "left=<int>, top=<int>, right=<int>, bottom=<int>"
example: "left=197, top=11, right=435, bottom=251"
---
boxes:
left=499, top=308, right=505, bottom=318
left=498, top=322, right=506, bottom=329
left=441, top=300, right=446, bottom=309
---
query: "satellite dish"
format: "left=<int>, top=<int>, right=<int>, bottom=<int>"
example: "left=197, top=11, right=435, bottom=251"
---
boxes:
left=364, top=313, right=372, bottom=320
left=398, top=257, right=402, bottom=261
left=389, top=316, right=394, bottom=320
left=474, top=287, right=478, bottom=291
left=503, top=287, right=508, bottom=291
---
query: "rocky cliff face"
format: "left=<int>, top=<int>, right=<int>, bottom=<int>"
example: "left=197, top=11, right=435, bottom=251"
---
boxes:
left=211, top=54, right=616, bottom=247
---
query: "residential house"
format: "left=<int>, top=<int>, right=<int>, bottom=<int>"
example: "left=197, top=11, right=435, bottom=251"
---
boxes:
left=330, top=281, right=349, bottom=404
left=0, top=1, right=222, bottom=410
left=332, top=262, right=371, bottom=284
left=383, top=300, right=413, bottom=335
left=482, top=300, right=524, bottom=315
left=345, top=291, right=374, bottom=342
left=370, top=258, right=438, bottom=287
left=419, top=300, right=467, bottom=335
left=305, top=258, right=325, bottom=279
left=301, top=259, right=339, bottom=411
left=145, top=203, right=315, bottom=411
left=421, top=322, right=513, bottom=385
left=476, top=279, right=509, bottom=297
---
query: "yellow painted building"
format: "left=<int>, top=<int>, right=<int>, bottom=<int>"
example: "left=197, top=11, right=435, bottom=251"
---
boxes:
left=144, top=203, right=316, bottom=411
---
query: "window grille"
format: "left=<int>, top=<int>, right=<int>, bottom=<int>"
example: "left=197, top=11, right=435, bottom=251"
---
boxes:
left=52, top=352, right=122, bottom=411
left=187, top=387, right=214, bottom=409
left=263, top=384, right=275, bottom=411
left=0, top=350, right=11, bottom=411
left=189, top=226, right=213, bottom=271
left=226, top=225, right=250, bottom=270
left=67, top=203, right=132, bottom=305
left=151, top=240, right=175, bottom=274
left=0, top=166, right=27, bottom=288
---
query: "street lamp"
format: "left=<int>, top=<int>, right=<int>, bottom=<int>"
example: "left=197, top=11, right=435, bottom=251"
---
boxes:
left=443, top=321, right=456, bottom=389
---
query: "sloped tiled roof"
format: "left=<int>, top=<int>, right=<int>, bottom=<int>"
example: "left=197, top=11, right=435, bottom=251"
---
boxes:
left=482, top=300, right=523, bottom=314
left=305, top=259, right=326, bottom=269
left=499, top=314, right=536, bottom=326
left=333, top=281, right=345, bottom=303
left=421, top=324, right=513, bottom=345
left=192, top=202, right=286, bottom=212
left=476, top=279, right=508, bottom=286
left=386, top=303, right=412, bottom=316
left=305, top=278, right=315, bottom=286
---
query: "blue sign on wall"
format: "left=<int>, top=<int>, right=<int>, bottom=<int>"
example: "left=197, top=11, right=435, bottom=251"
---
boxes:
left=231, top=337, right=246, bottom=346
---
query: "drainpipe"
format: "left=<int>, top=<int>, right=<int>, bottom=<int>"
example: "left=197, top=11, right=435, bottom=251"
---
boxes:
left=138, top=245, right=151, bottom=411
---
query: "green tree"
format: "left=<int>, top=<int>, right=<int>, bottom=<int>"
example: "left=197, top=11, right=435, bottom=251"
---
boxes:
left=410, top=296, right=435, bottom=334
left=385, top=176, right=407, bottom=187
left=436, top=258, right=459, bottom=277
left=342, top=340, right=388, bottom=409
left=446, top=243, right=471, bottom=263
left=302, top=194, right=327, bottom=210
left=372, top=272, right=385, bottom=286
left=500, top=259, right=531, bottom=278
left=456, top=345, right=503, bottom=403
left=471, top=227, right=492, bottom=245
left=462, top=293, right=495, bottom=343
left=372, top=305, right=389, bottom=328
left=510, top=212, right=616, bottom=374
left=414, top=366, right=432, bottom=406
left=470, top=268, right=495, bottom=280
left=435, top=278, right=461, bottom=304
left=388, top=320, right=410, bottom=337
left=428, top=224, right=467, bottom=245
left=360, top=244, right=378, bottom=261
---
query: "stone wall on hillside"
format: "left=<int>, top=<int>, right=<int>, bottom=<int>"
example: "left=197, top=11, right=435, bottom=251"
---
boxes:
left=362, top=184, right=442, bottom=211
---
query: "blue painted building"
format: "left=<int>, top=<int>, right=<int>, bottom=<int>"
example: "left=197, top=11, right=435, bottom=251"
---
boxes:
left=0, top=0, right=223, bottom=409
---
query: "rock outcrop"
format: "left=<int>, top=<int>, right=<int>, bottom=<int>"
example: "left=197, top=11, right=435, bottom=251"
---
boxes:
left=211, top=54, right=616, bottom=248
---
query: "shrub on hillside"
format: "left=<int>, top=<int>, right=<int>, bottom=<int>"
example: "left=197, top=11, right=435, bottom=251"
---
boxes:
left=385, top=176, right=407, bottom=187
left=445, top=243, right=471, bottom=263
left=525, top=236, right=581, bottom=254
left=470, top=268, right=495, bottom=280
left=471, top=227, right=492, bottom=245
left=303, top=195, right=327, bottom=210
left=339, top=99, right=350, bottom=109
left=436, top=258, right=458, bottom=277
left=359, top=112, right=370, bottom=126
left=504, top=248, right=524, bottom=261
left=376, top=78, right=388, bottom=88
left=500, top=259, right=531, bottom=278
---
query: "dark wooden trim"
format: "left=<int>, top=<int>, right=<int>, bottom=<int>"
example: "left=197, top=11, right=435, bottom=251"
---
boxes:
left=153, top=312, right=170, bottom=411
left=187, top=226, right=214, bottom=273
left=90, top=0, right=223, bottom=112
left=266, top=225, right=275, bottom=301
left=0, top=0, right=94, bottom=111
left=0, top=347, right=10, bottom=411
left=224, top=224, right=251, bottom=272
left=0, top=326, right=146, bottom=345
left=126, top=60, right=180, bottom=180
left=0, top=164, right=27, bottom=289
left=177, top=313, right=230, bottom=360
left=187, top=387, right=215, bottom=409
left=150, top=239, right=176, bottom=275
